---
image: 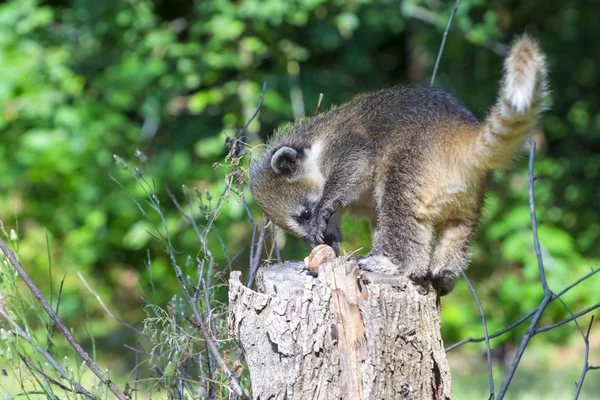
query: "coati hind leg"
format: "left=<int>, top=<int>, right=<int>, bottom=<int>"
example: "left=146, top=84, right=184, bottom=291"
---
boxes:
left=430, top=219, right=477, bottom=295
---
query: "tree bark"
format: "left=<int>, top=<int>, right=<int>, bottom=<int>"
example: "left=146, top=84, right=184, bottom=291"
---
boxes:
left=228, top=257, right=451, bottom=400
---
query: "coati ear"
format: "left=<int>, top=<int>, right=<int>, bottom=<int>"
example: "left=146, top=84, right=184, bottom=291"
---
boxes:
left=271, top=146, right=300, bottom=176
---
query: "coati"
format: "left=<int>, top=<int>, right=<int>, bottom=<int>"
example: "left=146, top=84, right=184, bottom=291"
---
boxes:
left=248, top=35, right=548, bottom=295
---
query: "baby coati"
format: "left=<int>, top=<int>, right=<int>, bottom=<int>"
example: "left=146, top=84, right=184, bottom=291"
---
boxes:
left=248, top=35, right=548, bottom=295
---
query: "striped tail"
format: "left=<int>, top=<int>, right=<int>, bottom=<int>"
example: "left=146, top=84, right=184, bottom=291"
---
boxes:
left=475, top=35, right=549, bottom=170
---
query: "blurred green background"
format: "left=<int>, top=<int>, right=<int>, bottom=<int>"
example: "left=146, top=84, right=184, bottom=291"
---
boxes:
left=0, top=0, right=599, bottom=397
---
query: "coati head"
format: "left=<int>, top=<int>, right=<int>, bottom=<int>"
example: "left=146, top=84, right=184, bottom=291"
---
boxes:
left=248, top=141, right=342, bottom=253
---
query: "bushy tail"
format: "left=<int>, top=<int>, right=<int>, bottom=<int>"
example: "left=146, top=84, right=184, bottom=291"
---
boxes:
left=475, top=35, right=549, bottom=170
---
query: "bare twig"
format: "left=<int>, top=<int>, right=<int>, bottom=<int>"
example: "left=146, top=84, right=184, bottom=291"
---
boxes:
left=166, top=253, right=239, bottom=396
left=446, top=267, right=600, bottom=352
left=404, top=4, right=508, bottom=56
left=0, top=301, right=96, bottom=399
left=246, top=216, right=268, bottom=288
left=496, top=138, right=553, bottom=400
left=78, top=272, right=152, bottom=344
left=186, top=316, right=248, bottom=399
left=315, top=93, right=324, bottom=115
left=18, top=353, right=97, bottom=399
left=430, top=0, right=459, bottom=85
left=165, top=188, right=219, bottom=338
left=574, top=315, right=594, bottom=399
left=534, top=302, right=600, bottom=335
left=271, top=224, right=282, bottom=263
left=161, top=84, right=267, bottom=400
left=238, top=82, right=267, bottom=141
left=462, top=271, right=494, bottom=399
left=0, top=238, right=130, bottom=400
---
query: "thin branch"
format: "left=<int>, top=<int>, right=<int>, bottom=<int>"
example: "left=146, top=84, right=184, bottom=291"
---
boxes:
left=462, top=271, right=494, bottom=399
left=160, top=85, right=268, bottom=400
left=246, top=216, right=268, bottom=288
left=237, top=81, right=267, bottom=141
left=271, top=224, right=282, bottom=263
left=497, top=138, right=552, bottom=400
left=446, top=311, right=532, bottom=352
left=446, top=267, right=600, bottom=352
left=0, top=301, right=96, bottom=399
left=18, top=353, right=97, bottom=400
left=78, top=272, right=152, bottom=344
left=166, top=188, right=219, bottom=339
left=186, top=316, right=248, bottom=399
left=167, top=254, right=237, bottom=396
left=405, top=4, right=508, bottom=56
left=0, top=238, right=130, bottom=400
left=315, top=93, right=324, bottom=115
left=574, top=316, right=594, bottom=399
left=534, top=302, right=600, bottom=335
left=430, top=0, right=459, bottom=85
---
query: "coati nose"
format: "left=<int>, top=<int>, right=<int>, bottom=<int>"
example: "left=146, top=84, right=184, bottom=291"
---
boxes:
left=303, top=235, right=318, bottom=248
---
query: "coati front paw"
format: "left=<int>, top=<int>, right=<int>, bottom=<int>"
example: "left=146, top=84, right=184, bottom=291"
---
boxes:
left=314, top=201, right=341, bottom=244
left=357, top=254, right=402, bottom=275
left=430, top=268, right=459, bottom=296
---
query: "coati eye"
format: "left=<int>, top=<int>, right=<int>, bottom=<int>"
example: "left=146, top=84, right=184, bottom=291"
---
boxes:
left=301, top=209, right=312, bottom=221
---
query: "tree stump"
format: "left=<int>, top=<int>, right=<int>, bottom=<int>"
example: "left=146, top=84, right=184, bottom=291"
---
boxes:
left=228, top=257, right=451, bottom=400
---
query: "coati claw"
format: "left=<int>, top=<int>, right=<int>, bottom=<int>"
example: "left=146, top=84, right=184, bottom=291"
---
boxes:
left=313, top=208, right=331, bottom=244
left=357, top=254, right=402, bottom=275
left=317, top=231, right=325, bottom=244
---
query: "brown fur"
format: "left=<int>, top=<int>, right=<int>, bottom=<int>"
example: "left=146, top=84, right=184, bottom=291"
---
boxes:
left=248, top=35, right=548, bottom=295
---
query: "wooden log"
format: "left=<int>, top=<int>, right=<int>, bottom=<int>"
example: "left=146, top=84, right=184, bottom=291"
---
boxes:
left=228, top=257, right=451, bottom=400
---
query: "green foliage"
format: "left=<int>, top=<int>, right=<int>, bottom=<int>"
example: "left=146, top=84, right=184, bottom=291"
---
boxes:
left=0, top=0, right=599, bottom=395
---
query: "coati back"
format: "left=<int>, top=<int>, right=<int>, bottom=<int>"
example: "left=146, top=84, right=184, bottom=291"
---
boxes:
left=248, top=35, right=548, bottom=295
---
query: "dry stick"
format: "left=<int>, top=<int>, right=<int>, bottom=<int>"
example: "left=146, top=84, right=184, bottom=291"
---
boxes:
left=551, top=297, right=595, bottom=399
left=271, top=224, right=282, bottom=263
left=406, top=5, right=508, bottom=57
left=496, top=138, right=553, bottom=400
left=0, top=302, right=96, bottom=399
left=315, top=93, right=324, bottom=115
left=18, top=353, right=97, bottom=399
left=169, top=252, right=247, bottom=398
left=81, top=269, right=196, bottom=395
left=78, top=272, right=152, bottom=344
left=166, top=188, right=219, bottom=337
left=246, top=216, right=268, bottom=288
left=134, top=344, right=139, bottom=400
left=574, top=317, right=596, bottom=399
left=186, top=314, right=248, bottom=399
left=573, top=312, right=594, bottom=399
left=166, top=185, right=219, bottom=393
left=461, top=271, right=494, bottom=400
left=534, top=302, right=600, bottom=335
left=430, top=0, right=459, bottom=86
left=78, top=273, right=192, bottom=395
left=0, top=239, right=129, bottom=400
left=446, top=267, right=600, bottom=352
left=163, top=188, right=247, bottom=397
left=238, top=81, right=267, bottom=141
left=174, top=82, right=266, bottom=400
